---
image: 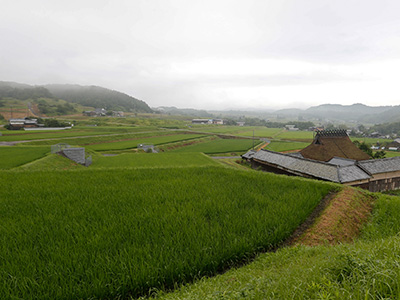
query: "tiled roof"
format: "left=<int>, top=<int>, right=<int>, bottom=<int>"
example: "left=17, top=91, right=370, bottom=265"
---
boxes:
left=287, top=152, right=304, bottom=158
left=328, top=157, right=356, bottom=166
left=253, top=149, right=371, bottom=183
left=338, top=165, right=371, bottom=183
left=241, top=150, right=256, bottom=159
left=358, top=157, right=400, bottom=174
left=253, top=150, right=340, bottom=182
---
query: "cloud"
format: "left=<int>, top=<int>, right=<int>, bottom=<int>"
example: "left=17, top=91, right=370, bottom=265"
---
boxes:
left=1, top=0, right=400, bottom=110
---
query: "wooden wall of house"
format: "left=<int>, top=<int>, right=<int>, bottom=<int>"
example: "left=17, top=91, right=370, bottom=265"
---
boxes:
left=368, top=176, right=400, bottom=192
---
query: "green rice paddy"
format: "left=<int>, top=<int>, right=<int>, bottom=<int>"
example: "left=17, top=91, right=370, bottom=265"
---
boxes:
left=171, top=138, right=260, bottom=154
left=154, top=193, right=400, bottom=300
left=266, top=140, right=310, bottom=152
left=0, top=167, right=334, bottom=299
left=275, top=130, right=314, bottom=141
left=0, top=146, right=50, bottom=169
left=86, top=134, right=205, bottom=151
left=93, top=152, right=219, bottom=168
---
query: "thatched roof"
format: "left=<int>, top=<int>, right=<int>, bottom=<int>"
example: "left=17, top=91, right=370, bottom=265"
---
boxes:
left=300, top=130, right=370, bottom=162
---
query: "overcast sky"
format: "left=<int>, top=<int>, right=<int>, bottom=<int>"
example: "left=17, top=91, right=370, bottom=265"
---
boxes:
left=1, top=0, right=400, bottom=110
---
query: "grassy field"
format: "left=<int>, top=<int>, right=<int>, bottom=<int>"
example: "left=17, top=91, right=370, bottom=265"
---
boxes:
left=153, top=193, right=400, bottom=300
left=189, top=126, right=245, bottom=134
left=379, top=150, right=400, bottom=158
left=0, top=167, right=334, bottom=299
left=275, top=130, right=314, bottom=141
left=22, top=130, right=177, bottom=146
left=86, top=133, right=205, bottom=151
left=171, top=138, right=260, bottom=154
left=235, top=127, right=282, bottom=138
left=92, top=152, right=219, bottom=168
left=16, top=154, right=86, bottom=170
left=0, top=126, right=157, bottom=141
left=190, top=126, right=282, bottom=138
left=266, top=140, right=310, bottom=152
left=351, top=137, right=393, bottom=145
left=0, top=146, right=50, bottom=169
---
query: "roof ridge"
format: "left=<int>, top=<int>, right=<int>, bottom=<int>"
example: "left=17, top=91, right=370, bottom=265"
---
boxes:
left=336, top=165, right=342, bottom=183
left=260, top=148, right=346, bottom=167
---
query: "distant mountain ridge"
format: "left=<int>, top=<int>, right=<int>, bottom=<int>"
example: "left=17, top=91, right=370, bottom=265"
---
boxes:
left=1, top=81, right=399, bottom=123
left=155, top=106, right=213, bottom=118
left=275, top=103, right=400, bottom=124
left=0, top=81, right=153, bottom=113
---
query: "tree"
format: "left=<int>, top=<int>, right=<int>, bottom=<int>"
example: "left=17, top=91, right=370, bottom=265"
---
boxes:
left=373, top=150, right=386, bottom=159
left=358, top=142, right=373, bottom=157
left=354, top=140, right=386, bottom=159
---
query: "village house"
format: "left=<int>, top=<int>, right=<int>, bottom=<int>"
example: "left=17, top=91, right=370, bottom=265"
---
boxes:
left=285, top=124, right=299, bottom=131
left=242, top=129, right=400, bottom=192
left=191, top=119, right=224, bottom=125
left=82, top=108, right=107, bottom=117
left=192, top=119, right=212, bottom=124
left=8, top=118, right=39, bottom=130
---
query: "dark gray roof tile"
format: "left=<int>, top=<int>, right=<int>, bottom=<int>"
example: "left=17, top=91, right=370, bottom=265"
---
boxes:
left=253, top=149, right=371, bottom=183
left=358, top=157, right=400, bottom=174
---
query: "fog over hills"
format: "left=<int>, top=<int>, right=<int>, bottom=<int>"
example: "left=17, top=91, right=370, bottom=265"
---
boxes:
left=1, top=81, right=399, bottom=124
left=0, top=81, right=153, bottom=113
left=274, top=103, right=400, bottom=123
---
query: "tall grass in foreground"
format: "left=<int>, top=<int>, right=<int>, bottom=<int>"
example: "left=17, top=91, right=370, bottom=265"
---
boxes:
left=156, top=236, right=400, bottom=300
left=0, top=167, right=333, bottom=299
left=92, top=152, right=219, bottom=168
left=155, top=193, right=400, bottom=300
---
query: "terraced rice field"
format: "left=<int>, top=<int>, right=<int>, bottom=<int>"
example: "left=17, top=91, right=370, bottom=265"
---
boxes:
left=0, top=167, right=334, bottom=299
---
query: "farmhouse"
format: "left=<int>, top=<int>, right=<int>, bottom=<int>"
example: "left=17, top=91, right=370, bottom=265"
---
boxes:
left=83, top=108, right=107, bottom=117
left=192, top=119, right=212, bottom=124
left=285, top=125, right=299, bottom=131
left=242, top=129, right=400, bottom=192
left=8, top=118, right=39, bottom=130
left=191, top=119, right=225, bottom=125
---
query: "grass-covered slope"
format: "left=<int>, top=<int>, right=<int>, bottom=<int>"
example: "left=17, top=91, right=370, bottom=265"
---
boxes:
left=0, top=167, right=334, bottom=299
left=154, top=192, right=400, bottom=300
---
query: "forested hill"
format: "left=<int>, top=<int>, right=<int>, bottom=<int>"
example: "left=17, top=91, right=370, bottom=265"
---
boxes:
left=45, top=84, right=153, bottom=113
left=0, top=81, right=153, bottom=113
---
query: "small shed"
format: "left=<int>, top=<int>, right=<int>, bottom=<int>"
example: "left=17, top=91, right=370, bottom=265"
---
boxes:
left=52, top=143, right=92, bottom=166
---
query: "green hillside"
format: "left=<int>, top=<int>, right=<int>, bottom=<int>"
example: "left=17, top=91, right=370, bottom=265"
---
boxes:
left=0, top=81, right=153, bottom=114
left=45, top=84, right=153, bottom=113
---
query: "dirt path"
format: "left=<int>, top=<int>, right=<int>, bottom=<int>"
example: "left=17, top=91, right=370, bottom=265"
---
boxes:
left=289, top=187, right=375, bottom=247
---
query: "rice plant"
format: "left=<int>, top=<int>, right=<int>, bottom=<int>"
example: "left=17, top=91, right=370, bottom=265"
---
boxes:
left=0, top=167, right=333, bottom=299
